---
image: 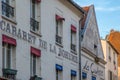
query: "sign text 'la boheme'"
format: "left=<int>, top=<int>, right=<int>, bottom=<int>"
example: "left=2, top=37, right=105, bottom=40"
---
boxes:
left=0, top=20, right=78, bottom=63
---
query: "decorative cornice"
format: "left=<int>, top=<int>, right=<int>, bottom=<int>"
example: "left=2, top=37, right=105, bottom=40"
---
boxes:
left=81, top=47, right=106, bottom=64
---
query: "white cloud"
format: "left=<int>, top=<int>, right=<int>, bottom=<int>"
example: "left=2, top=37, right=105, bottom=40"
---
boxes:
left=95, top=6, right=120, bottom=12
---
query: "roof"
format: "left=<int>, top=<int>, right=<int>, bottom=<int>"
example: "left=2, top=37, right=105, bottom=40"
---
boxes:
left=81, top=6, right=90, bottom=29
left=107, top=30, right=120, bottom=54
left=67, top=0, right=86, bottom=14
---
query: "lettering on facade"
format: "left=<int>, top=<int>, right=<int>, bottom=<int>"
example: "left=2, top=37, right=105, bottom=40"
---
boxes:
left=0, top=20, right=78, bottom=63
left=0, top=20, right=36, bottom=44
left=83, top=60, right=103, bottom=77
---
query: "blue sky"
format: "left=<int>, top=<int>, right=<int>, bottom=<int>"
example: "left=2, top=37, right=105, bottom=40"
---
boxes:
left=74, top=0, right=120, bottom=38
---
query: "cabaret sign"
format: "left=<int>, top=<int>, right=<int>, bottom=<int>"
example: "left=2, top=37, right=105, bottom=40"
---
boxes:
left=0, top=20, right=78, bottom=63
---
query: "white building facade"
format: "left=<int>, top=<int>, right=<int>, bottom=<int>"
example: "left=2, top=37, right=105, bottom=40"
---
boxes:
left=81, top=5, right=106, bottom=80
left=0, top=0, right=85, bottom=80
left=101, top=39, right=118, bottom=80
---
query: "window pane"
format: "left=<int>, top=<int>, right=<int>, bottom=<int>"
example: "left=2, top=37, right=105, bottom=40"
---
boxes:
left=71, top=76, right=76, bottom=80
left=71, top=32, right=76, bottom=44
left=56, top=20, right=58, bottom=35
left=2, top=46, right=5, bottom=68
left=30, top=54, right=37, bottom=76
left=33, top=54, right=36, bottom=75
left=31, top=0, right=36, bottom=18
left=58, top=21, right=63, bottom=36
left=6, top=47, right=11, bottom=68
left=56, top=70, right=58, bottom=80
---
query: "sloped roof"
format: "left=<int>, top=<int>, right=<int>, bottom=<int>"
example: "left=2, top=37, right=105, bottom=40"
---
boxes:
left=107, top=31, right=120, bottom=54
left=81, top=6, right=90, bottom=29
left=107, top=30, right=120, bottom=67
left=67, top=0, right=86, bottom=14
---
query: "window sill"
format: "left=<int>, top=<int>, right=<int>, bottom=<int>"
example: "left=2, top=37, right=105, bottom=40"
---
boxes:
left=2, top=15, right=17, bottom=25
left=56, top=42, right=63, bottom=48
left=71, top=50, right=77, bottom=55
left=30, top=30, right=42, bottom=37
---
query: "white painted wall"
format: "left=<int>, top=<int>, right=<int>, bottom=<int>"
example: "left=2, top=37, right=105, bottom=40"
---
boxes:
left=0, top=0, right=83, bottom=80
left=101, top=40, right=118, bottom=80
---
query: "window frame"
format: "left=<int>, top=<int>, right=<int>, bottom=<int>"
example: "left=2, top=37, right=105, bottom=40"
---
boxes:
left=108, top=47, right=111, bottom=61
left=56, top=69, right=62, bottom=80
left=71, top=75, right=76, bottom=80
left=55, top=16, right=63, bottom=46
left=2, top=43, right=13, bottom=69
left=71, top=30, right=77, bottom=52
left=30, top=0, right=41, bottom=33
left=30, top=54, right=37, bottom=76
left=2, top=0, right=16, bottom=20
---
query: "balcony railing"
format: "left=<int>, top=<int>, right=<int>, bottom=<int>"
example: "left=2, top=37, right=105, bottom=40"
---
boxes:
left=30, top=75, right=42, bottom=80
left=2, top=68, right=17, bottom=80
left=30, top=18, right=39, bottom=32
left=56, top=35, right=62, bottom=45
left=2, top=1, right=14, bottom=18
left=71, top=44, right=76, bottom=52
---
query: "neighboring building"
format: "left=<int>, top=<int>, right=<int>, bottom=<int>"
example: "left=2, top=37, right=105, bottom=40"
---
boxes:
left=0, top=0, right=85, bottom=80
left=102, top=30, right=120, bottom=80
left=81, top=5, right=106, bottom=80
left=101, top=39, right=118, bottom=80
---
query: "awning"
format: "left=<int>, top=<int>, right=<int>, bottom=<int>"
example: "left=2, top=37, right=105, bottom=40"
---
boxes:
left=56, top=64, right=63, bottom=71
left=0, top=77, right=7, bottom=80
left=31, top=46, right=41, bottom=57
left=56, top=15, right=65, bottom=21
left=2, top=34, right=16, bottom=46
left=71, top=24, right=76, bottom=32
left=82, top=72, right=87, bottom=79
left=92, top=76, right=96, bottom=80
left=36, top=0, right=41, bottom=3
left=71, top=70, right=77, bottom=76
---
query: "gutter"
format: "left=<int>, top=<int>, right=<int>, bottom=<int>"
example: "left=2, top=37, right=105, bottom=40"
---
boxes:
left=78, top=14, right=85, bottom=80
left=67, top=0, right=86, bottom=14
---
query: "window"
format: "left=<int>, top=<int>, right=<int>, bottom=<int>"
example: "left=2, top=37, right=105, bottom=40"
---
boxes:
left=30, top=54, right=37, bottom=76
left=71, top=24, right=76, bottom=52
left=2, top=43, right=17, bottom=79
left=2, top=43, right=12, bottom=69
left=108, top=71, right=112, bottom=80
left=55, top=15, right=64, bottom=45
left=71, top=75, right=76, bottom=80
left=30, top=47, right=41, bottom=77
left=71, top=70, right=76, bottom=80
left=91, top=76, right=96, bottom=80
left=108, top=47, right=111, bottom=61
left=2, top=0, right=15, bottom=20
left=82, top=72, right=87, bottom=80
left=56, top=70, right=62, bottom=80
left=30, top=0, right=40, bottom=33
left=2, top=35, right=17, bottom=79
left=113, top=52, right=116, bottom=64
left=56, top=64, right=63, bottom=80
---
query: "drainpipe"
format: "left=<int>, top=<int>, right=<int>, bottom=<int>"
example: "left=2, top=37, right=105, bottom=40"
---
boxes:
left=79, top=14, right=85, bottom=80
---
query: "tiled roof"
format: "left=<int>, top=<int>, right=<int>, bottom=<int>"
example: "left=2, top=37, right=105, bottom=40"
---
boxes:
left=81, top=6, right=90, bottom=29
left=107, top=30, right=120, bottom=54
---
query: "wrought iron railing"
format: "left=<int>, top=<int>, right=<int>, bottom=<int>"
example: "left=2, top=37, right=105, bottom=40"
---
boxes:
left=71, top=44, right=76, bottom=52
left=30, top=18, right=39, bottom=32
left=30, top=75, right=42, bottom=80
left=2, top=1, right=14, bottom=18
left=2, top=68, right=17, bottom=80
left=56, top=35, right=62, bottom=45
